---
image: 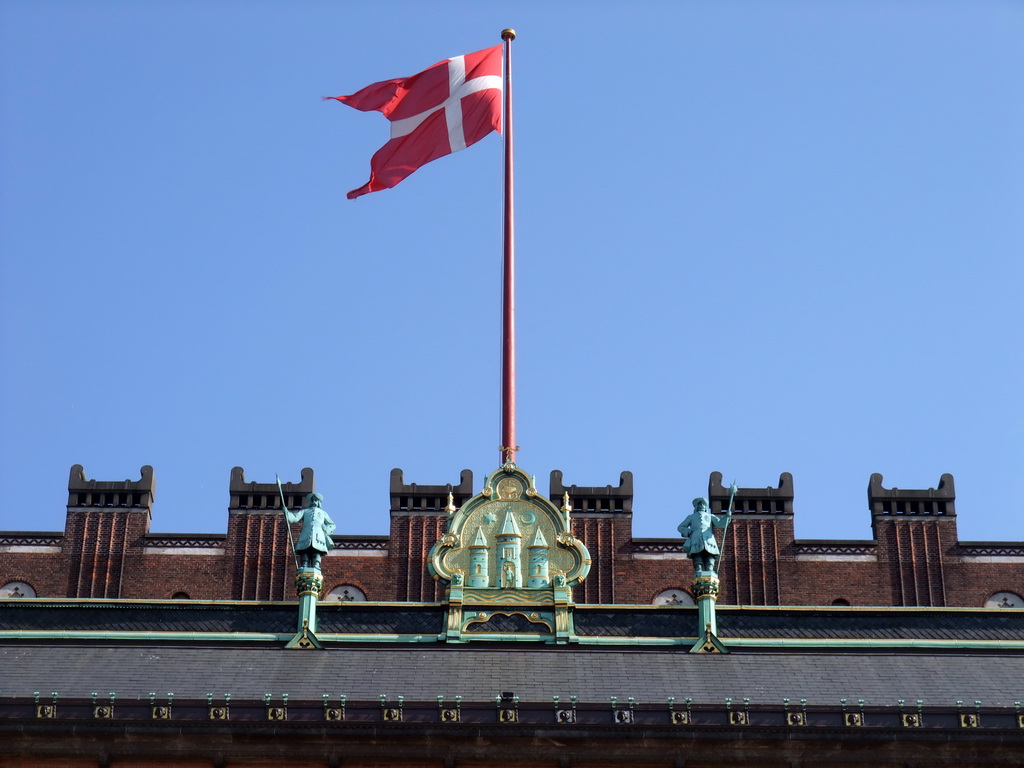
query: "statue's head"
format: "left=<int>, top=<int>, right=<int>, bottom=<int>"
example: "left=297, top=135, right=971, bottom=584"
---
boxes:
left=692, top=497, right=710, bottom=514
left=306, top=492, right=324, bottom=507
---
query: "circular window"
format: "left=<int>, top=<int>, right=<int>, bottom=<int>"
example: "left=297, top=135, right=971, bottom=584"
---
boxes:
left=653, top=589, right=694, bottom=606
left=171, top=592, right=190, bottom=600
left=327, top=585, right=366, bottom=602
left=1, top=581, right=36, bottom=599
left=832, top=598, right=851, bottom=606
left=985, top=592, right=1023, bottom=609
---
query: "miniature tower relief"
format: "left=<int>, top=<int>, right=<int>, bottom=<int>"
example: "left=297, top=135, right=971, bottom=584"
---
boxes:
left=497, top=508, right=523, bottom=588
left=527, top=528, right=550, bottom=589
left=468, top=527, right=490, bottom=588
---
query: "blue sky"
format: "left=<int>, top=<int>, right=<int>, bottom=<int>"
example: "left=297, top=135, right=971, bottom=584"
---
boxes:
left=1, top=1, right=1021, bottom=544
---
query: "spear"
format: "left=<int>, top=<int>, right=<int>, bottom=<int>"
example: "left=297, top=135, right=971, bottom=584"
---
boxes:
left=715, top=481, right=739, bottom=572
left=276, top=474, right=300, bottom=571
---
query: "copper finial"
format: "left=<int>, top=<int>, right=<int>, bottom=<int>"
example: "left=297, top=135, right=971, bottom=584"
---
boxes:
left=501, top=29, right=516, bottom=41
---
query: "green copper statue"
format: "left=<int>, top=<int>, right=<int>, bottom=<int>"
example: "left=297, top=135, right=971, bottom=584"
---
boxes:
left=678, top=484, right=737, bottom=575
left=282, top=491, right=336, bottom=571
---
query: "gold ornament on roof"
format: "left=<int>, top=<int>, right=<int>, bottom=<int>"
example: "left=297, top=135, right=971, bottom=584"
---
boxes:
left=497, top=478, right=521, bottom=500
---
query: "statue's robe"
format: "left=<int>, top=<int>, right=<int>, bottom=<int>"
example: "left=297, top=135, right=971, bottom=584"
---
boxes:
left=285, top=505, right=336, bottom=554
left=677, top=512, right=726, bottom=556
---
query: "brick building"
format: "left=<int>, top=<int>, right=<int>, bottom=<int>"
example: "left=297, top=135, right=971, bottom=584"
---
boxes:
left=2, top=463, right=1021, bottom=608
left=2, top=461, right=1023, bottom=767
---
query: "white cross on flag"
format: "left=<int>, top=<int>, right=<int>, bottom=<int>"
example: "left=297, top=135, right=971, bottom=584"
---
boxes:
left=328, top=45, right=503, bottom=199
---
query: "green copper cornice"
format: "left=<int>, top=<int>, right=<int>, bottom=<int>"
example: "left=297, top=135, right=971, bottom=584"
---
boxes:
left=3, top=599, right=1021, bottom=651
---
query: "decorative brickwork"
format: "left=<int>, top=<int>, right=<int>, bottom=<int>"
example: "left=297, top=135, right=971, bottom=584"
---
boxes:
left=793, top=541, right=877, bottom=556
left=230, top=465, right=314, bottom=511
left=389, top=469, right=472, bottom=602
left=869, top=473, right=958, bottom=606
left=551, top=470, right=633, bottom=604
left=226, top=466, right=315, bottom=601
left=706, top=473, right=793, bottom=605
left=63, top=465, right=155, bottom=598
left=0, top=465, right=1021, bottom=607
left=958, top=544, right=1024, bottom=558
left=869, top=472, right=956, bottom=519
left=632, top=540, right=687, bottom=554
left=709, top=471, right=794, bottom=516
left=550, top=470, right=633, bottom=514
left=390, top=467, right=473, bottom=513
left=67, top=463, right=156, bottom=509
left=0, top=534, right=63, bottom=547
left=332, top=536, right=389, bottom=551
left=143, top=535, right=225, bottom=549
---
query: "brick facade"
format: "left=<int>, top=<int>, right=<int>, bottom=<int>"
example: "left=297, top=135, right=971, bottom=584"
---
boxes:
left=1, top=464, right=1021, bottom=607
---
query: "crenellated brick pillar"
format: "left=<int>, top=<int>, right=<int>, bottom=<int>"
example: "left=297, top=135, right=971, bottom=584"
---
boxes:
left=389, top=468, right=473, bottom=602
left=550, top=470, right=634, bottom=605
left=64, top=465, right=155, bottom=598
left=870, top=473, right=957, bottom=606
left=227, top=466, right=315, bottom=601
left=708, top=472, right=794, bottom=606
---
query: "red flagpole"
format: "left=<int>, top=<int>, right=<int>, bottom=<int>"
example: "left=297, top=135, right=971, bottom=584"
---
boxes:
left=500, top=28, right=517, bottom=466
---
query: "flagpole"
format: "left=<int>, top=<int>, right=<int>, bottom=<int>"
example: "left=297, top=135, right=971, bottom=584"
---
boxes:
left=500, top=28, right=518, bottom=466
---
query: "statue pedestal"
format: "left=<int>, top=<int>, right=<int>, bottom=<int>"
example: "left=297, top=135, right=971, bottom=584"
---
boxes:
left=693, top=573, right=720, bottom=636
left=690, top=573, right=727, bottom=654
left=286, top=567, right=324, bottom=650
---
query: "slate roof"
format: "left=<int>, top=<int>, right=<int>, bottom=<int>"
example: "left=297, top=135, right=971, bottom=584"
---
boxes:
left=571, top=606, right=1024, bottom=643
left=2, top=645, right=1022, bottom=707
left=4, top=601, right=1023, bottom=644
left=715, top=607, right=1024, bottom=642
left=574, top=608, right=692, bottom=637
left=317, top=606, right=444, bottom=635
left=3, top=600, right=1023, bottom=729
left=0, top=602, right=296, bottom=634
left=0, top=602, right=445, bottom=636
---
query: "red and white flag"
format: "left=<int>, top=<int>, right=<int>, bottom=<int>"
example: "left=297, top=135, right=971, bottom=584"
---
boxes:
left=328, top=45, right=503, bottom=199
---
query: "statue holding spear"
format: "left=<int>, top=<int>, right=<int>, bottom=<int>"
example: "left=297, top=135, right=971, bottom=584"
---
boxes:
left=276, top=475, right=336, bottom=572
left=677, top=482, right=738, bottom=575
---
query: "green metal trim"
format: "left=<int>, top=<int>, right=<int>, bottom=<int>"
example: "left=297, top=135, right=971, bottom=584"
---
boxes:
left=0, top=598, right=299, bottom=607
left=576, top=636, right=697, bottom=646
left=284, top=619, right=323, bottom=650
left=2, top=628, right=1019, bottom=650
left=721, top=637, right=1024, bottom=650
left=6, top=599, right=1021, bottom=613
left=0, top=630, right=292, bottom=642
left=0, top=630, right=441, bottom=644
left=11, top=601, right=1018, bottom=619
left=574, top=604, right=697, bottom=611
left=448, top=632, right=551, bottom=642
left=0, top=598, right=448, bottom=608
left=689, top=631, right=729, bottom=655
left=714, top=604, right=1024, bottom=615
left=316, top=634, right=441, bottom=643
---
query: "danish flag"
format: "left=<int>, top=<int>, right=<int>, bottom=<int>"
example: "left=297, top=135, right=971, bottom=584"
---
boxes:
left=328, top=45, right=503, bottom=199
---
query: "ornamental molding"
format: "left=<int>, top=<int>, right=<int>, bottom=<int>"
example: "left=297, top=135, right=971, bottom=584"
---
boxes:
left=0, top=534, right=63, bottom=547
left=957, top=543, right=1024, bottom=557
left=794, top=542, right=877, bottom=556
left=331, top=537, right=389, bottom=551
left=633, top=541, right=687, bottom=554
left=143, top=536, right=225, bottom=549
